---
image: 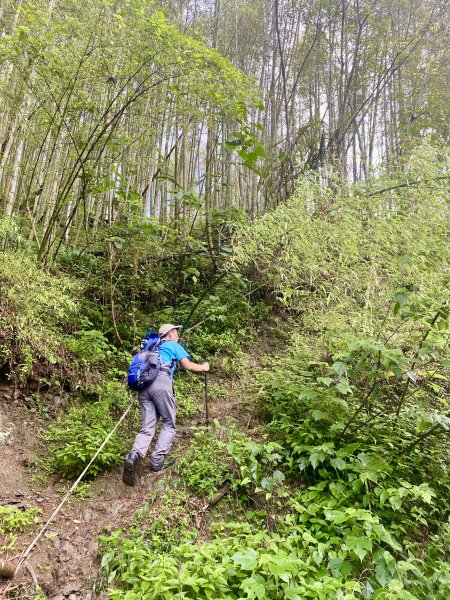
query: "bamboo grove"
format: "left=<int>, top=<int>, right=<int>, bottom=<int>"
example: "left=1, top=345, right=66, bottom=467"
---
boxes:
left=1, top=0, right=448, bottom=266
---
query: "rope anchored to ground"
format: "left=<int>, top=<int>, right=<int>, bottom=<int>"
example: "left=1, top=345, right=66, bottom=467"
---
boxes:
left=0, top=398, right=134, bottom=591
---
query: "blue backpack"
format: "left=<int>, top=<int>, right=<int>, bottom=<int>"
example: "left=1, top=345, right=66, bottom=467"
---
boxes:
left=127, top=333, right=163, bottom=392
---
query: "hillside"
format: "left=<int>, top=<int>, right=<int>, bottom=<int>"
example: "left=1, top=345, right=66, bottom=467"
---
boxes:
left=1, top=0, right=450, bottom=597
left=1, top=148, right=449, bottom=598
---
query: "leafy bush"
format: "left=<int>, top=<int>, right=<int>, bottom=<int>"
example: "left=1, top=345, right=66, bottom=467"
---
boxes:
left=0, top=250, right=80, bottom=378
left=128, top=489, right=197, bottom=553
left=100, top=524, right=362, bottom=599
left=172, top=373, right=203, bottom=420
left=178, top=272, right=257, bottom=358
left=43, top=382, right=130, bottom=479
left=0, top=506, right=41, bottom=533
left=227, top=438, right=286, bottom=498
left=250, top=334, right=450, bottom=597
left=64, top=321, right=130, bottom=382
left=0, top=505, right=41, bottom=550
left=175, top=426, right=230, bottom=497
left=65, top=327, right=114, bottom=365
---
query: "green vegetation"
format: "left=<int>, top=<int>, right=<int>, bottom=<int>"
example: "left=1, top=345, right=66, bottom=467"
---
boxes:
left=0, top=248, right=80, bottom=380
left=0, top=0, right=449, bottom=596
left=101, top=525, right=363, bottom=599
left=129, top=488, right=197, bottom=553
left=173, top=374, right=206, bottom=420
left=175, top=426, right=230, bottom=497
left=97, top=149, right=450, bottom=598
left=0, top=506, right=41, bottom=550
left=43, top=382, right=130, bottom=479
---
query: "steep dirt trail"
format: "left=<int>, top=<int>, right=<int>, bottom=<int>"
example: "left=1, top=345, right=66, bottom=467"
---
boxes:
left=0, top=387, right=167, bottom=599
left=0, top=376, right=252, bottom=599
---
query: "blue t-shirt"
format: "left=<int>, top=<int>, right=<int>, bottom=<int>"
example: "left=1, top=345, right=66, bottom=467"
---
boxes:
left=159, top=341, right=190, bottom=375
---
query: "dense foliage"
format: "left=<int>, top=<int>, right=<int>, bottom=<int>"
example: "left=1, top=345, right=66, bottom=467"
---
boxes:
left=1, top=141, right=449, bottom=597
left=0, top=0, right=256, bottom=266
left=96, top=145, right=450, bottom=599
left=1, top=1, right=449, bottom=597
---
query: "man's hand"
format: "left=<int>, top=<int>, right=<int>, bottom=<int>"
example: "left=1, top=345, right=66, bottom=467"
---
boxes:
left=180, top=357, right=210, bottom=373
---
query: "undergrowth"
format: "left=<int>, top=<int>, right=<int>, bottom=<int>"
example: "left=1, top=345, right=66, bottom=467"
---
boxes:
left=42, top=382, right=131, bottom=479
left=0, top=506, right=41, bottom=551
left=175, top=426, right=230, bottom=497
left=100, top=406, right=450, bottom=598
left=129, top=488, right=197, bottom=552
left=0, top=250, right=79, bottom=381
left=99, top=160, right=450, bottom=599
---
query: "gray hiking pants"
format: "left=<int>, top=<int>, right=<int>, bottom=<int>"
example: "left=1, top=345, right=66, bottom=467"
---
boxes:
left=131, top=372, right=176, bottom=470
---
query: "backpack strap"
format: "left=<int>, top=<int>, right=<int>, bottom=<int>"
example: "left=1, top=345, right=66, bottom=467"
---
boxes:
left=158, top=340, right=177, bottom=373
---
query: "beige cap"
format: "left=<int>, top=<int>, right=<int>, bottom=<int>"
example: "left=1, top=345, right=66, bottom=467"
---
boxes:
left=158, top=323, right=182, bottom=337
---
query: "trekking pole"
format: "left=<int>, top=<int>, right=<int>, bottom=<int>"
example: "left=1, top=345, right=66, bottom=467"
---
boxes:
left=204, top=372, right=209, bottom=427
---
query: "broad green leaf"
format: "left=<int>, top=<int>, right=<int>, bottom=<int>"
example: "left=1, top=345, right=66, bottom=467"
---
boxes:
left=311, top=410, right=328, bottom=421
left=330, top=457, right=348, bottom=470
left=345, top=535, right=372, bottom=561
left=232, top=548, right=258, bottom=570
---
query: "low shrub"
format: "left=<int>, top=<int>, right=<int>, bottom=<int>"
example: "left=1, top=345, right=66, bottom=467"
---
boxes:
left=43, top=382, right=130, bottom=479
left=100, top=523, right=362, bottom=599
left=128, top=488, right=197, bottom=553
left=175, top=426, right=230, bottom=497
left=0, top=505, right=41, bottom=550
left=173, top=373, right=203, bottom=420
left=0, top=250, right=79, bottom=379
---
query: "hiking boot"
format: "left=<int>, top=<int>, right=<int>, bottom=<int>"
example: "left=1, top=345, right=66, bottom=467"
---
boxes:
left=122, top=451, right=140, bottom=486
left=149, top=458, right=176, bottom=472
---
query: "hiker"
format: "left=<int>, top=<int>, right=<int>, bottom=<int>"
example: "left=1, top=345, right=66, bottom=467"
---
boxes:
left=122, top=323, right=209, bottom=486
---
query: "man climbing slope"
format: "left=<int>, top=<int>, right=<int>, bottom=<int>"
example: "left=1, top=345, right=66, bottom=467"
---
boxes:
left=122, top=323, right=209, bottom=486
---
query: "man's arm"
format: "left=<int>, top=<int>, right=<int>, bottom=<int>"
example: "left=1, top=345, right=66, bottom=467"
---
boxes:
left=180, top=357, right=209, bottom=373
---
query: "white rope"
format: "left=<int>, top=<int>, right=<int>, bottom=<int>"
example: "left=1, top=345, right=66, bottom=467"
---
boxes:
left=14, top=398, right=135, bottom=577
